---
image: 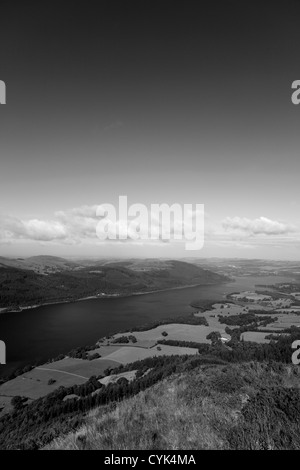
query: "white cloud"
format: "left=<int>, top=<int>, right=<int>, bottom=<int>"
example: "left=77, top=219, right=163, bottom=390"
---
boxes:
left=222, top=216, right=294, bottom=236
left=1, top=205, right=298, bottom=258
left=23, top=219, right=67, bottom=241
left=0, top=203, right=189, bottom=246
left=55, top=205, right=98, bottom=239
left=0, top=215, right=68, bottom=242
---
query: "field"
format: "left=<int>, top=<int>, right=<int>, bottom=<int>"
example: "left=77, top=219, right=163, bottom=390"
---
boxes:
left=101, top=344, right=199, bottom=364
left=0, top=368, right=87, bottom=401
left=241, top=332, right=270, bottom=343
left=274, top=307, right=300, bottom=313
left=199, top=300, right=300, bottom=335
left=201, top=303, right=248, bottom=315
left=87, top=345, right=124, bottom=357
left=259, top=312, right=300, bottom=330
left=40, top=357, right=121, bottom=377
left=112, top=323, right=230, bottom=344
left=0, top=339, right=199, bottom=417
left=227, top=293, right=294, bottom=311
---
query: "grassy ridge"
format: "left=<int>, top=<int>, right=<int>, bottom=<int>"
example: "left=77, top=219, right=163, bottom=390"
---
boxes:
left=46, top=362, right=300, bottom=450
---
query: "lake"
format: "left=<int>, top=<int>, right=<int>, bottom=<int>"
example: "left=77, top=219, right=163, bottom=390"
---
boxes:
left=0, top=275, right=292, bottom=377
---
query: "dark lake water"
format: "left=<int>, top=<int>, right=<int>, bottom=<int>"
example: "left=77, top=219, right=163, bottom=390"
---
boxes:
left=0, top=275, right=292, bottom=377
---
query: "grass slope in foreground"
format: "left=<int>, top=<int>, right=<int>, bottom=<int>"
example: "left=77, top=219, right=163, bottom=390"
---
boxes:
left=46, top=361, right=300, bottom=450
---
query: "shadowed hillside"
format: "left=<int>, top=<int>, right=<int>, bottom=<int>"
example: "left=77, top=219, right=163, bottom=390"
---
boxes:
left=0, top=259, right=229, bottom=310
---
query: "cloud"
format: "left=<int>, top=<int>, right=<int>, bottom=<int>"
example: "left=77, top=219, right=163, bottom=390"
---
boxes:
left=1, top=205, right=297, bottom=257
left=222, top=216, right=294, bottom=236
left=0, top=215, right=67, bottom=242
left=55, top=205, right=99, bottom=239
left=22, top=219, right=67, bottom=241
left=0, top=202, right=206, bottom=248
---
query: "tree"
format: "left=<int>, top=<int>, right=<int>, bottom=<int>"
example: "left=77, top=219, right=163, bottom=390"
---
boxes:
left=11, top=396, right=24, bottom=410
left=206, top=331, right=222, bottom=345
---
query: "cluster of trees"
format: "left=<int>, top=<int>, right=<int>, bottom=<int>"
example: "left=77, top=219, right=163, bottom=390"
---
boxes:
left=206, top=331, right=222, bottom=345
left=130, top=314, right=208, bottom=333
left=87, top=352, right=101, bottom=361
left=110, top=335, right=137, bottom=344
left=157, top=338, right=211, bottom=352
left=67, top=345, right=99, bottom=360
left=219, top=313, right=276, bottom=328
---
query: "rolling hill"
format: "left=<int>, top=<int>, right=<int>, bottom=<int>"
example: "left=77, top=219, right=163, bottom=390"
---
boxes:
left=0, top=256, right=79, bottom=274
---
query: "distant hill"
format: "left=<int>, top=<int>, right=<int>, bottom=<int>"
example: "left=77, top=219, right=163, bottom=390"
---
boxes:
left=0, top=258, right=229, bottom=310
left=0, top=255, right=79, bottom=274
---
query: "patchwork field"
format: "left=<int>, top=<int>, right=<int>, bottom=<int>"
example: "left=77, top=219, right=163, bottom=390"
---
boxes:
left=0, top=338, right=199, bottom=417
left=0, top=356, right=121, bottom=416
left=227, top=292, right=295, bottom=311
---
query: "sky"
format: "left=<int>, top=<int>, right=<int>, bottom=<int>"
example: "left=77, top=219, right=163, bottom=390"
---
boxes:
left=0, top=0, right=300, bottom=260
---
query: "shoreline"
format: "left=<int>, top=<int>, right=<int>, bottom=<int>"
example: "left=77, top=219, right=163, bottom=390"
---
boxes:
left=1, top=274, right=293, bottom=315
left=0, top=279, right=233, bottom=315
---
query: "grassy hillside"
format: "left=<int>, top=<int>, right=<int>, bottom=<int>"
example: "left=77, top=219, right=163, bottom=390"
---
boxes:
left=46, top=361, right=300, bottom=450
